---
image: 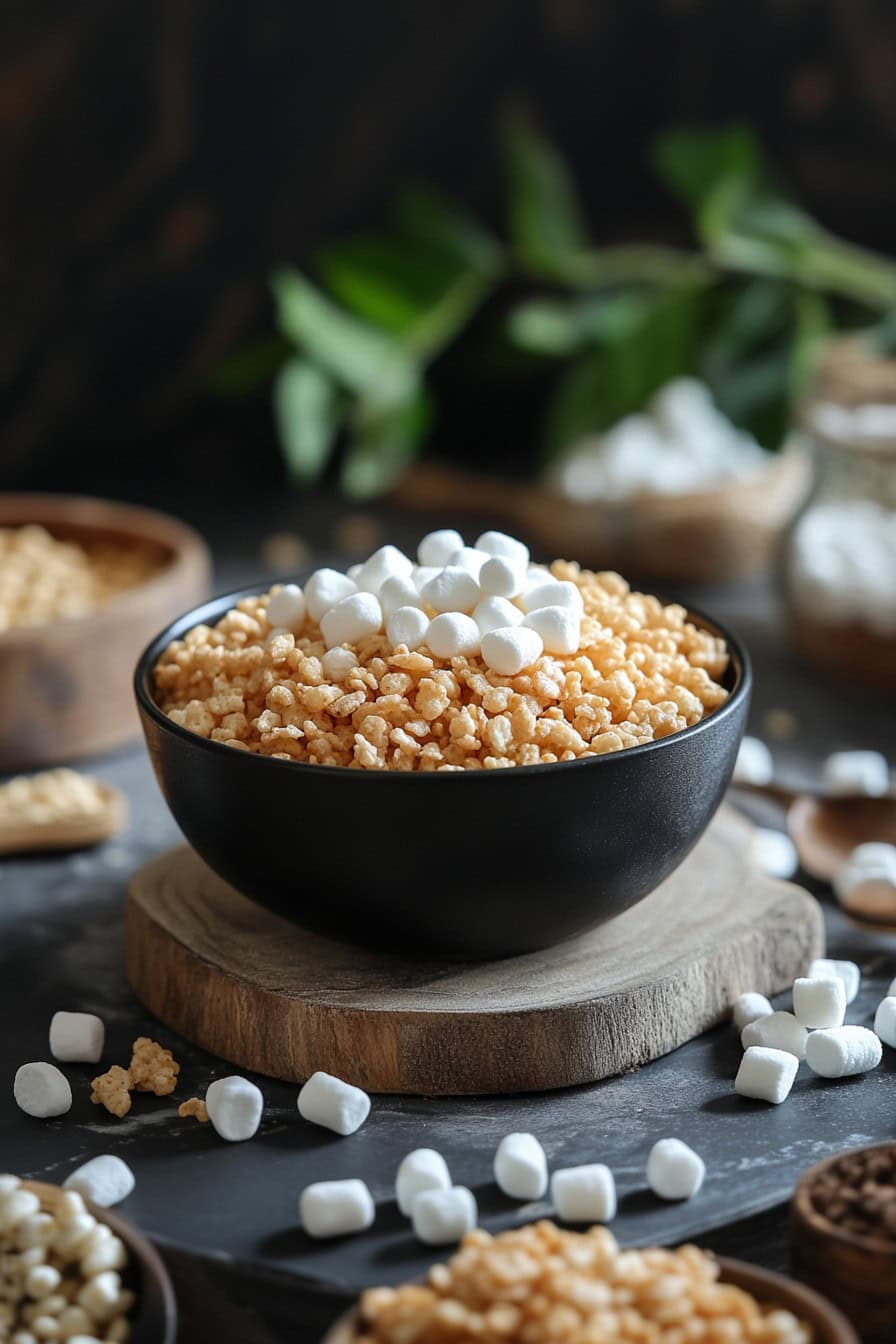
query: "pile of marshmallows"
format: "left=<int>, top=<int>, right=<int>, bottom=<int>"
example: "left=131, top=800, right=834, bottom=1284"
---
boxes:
left=266, top=529, right=584, bottom=677
left=733, top=958, right=896, bottom=1105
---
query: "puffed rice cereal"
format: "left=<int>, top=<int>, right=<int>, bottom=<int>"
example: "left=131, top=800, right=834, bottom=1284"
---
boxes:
left=178, top=1097, right=209, bottom=1124
left=90, top=1039, right=181, bottom=1117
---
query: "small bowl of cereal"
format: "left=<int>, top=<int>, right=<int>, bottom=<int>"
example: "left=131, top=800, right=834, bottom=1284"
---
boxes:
left=135, top=528, right=750, bottom=956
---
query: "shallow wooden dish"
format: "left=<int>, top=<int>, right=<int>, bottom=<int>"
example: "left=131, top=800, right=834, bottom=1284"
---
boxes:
left=792, top=1142, right=896, bottom=1344
left=320, top=1255, right=858, bottom=1344
left=22, top=1179, right=177, bottom=1344
left=0, top=493, right=210, bottom=771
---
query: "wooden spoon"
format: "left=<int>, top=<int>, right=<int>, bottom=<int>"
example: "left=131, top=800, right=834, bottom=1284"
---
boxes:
left=0, top=774, right=127, bottom=856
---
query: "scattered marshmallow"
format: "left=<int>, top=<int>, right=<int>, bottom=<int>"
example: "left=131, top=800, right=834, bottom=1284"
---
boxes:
left=418, top=529, right=465, bottom=568
left=473, top=596, right=525, bottom=635
left=320, top=592, right=383, bottom=649
left=808, top=958, right=861, bottom=1006
left=321, top=647, right=359, bottom=683
left=805, top=1026, right=883, bottom=1078
left=521, top=580, right=583, bottom=615
left=450, top=546, right=490, bottom=578
left=732, top=993, right=773, bottom=1031
left=735, top=1046, right=799, bottom=1104
left=426, top=613, right=481, bottom=659
left=833, top=843, right=896, bottom=907
left=481, top=627, right=544, bottom=676
left=550, top=1164, right=616, bottom=1224
left=741, top=1011, right=808, bottom=1060
left=63, top=1156, right=135, bottom=1208
left=297, top=1071, right=370, bottom=1136
left=493, top=1133, right=548, bottom=1201
left=752, top=828, right=798, bottom=879
left=386, top=605, right=430, bottom=651
left=395, top=1149, right=451, bottom=1217
left=300, top=1179, right=375, bottom=1239
left=873, top=996, right=896, bottom=1048
left=523, top=605, right=580, bottom=656
left=411, top=1186, right=477, bottom=1245
left=205, top=1076, right=264, bottom=1142
left=14, top=1063, right=72, bottom=1118
left=379, top=575, right=423, bottom=617
left=792, top=977, right=846, bottom=1030
left=475, top=531, right=529, bottom=569
left=303, top=568, right=357, bottom=624
left=822, top=750, right=890, bottom=798
left=478, top=556, right=523, bottom=599
left=732, top=736, right=774, bottom=787
left=265, top=584, right=306, bottom=632
left=646, top=1139, right=705, bottom=1201
left=421, top=567, right=481, bottom=615
left=356, top=545, right=413, bottom=595
left=49, top=1012, right=105, bottom=1065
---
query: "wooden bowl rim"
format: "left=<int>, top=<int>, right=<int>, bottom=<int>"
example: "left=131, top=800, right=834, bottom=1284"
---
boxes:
left=792, top=1141, right=896, bottom=1259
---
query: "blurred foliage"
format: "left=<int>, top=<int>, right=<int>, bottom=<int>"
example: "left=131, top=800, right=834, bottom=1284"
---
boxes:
left=215, top=122, right=896, bottom=496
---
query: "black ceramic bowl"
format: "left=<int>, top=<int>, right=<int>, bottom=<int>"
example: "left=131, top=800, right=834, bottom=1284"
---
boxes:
left=135, top=584, right=750, bottom=957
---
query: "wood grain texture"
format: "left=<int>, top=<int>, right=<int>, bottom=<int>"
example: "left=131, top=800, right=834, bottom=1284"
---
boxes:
left=125, top=806, right=824, bottom=1095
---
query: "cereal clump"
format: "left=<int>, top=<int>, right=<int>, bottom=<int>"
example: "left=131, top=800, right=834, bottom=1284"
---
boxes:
left=154, top=563, right=729, bottom=771
left=90, top=1039, right=181, bottom=1116
left=178, top=1097, right=209, bottom=1123
left=360, top=1222, right=811, bottom=1344
left=0, top=768, right=107, bottom=826
left=89, top=1065, right=133, bottom=1119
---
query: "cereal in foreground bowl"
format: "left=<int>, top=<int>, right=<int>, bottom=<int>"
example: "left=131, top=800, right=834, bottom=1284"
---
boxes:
left=153, top=529, right=729, bottom=772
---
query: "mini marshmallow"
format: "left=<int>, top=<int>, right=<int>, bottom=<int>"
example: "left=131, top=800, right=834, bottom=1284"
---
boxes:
left=524, top=605, right=580, bottom=656
left=806, top=1025, right=882, bottom=1078
left=395, top=1149, right=451, bottom=1216
left=521, top=580, right=583, bottom=615
left=265, top=584, right=306, bottom=632
left=0, top=1188, right=40, bottom=1231
left=411, top=1186, right=477, bottom=1245
left=205, top=1076, right=264, bottom=1142
left=449, top=546, right=490, bottom=578
left=808, top=958, right=861, bottom=1005
left=386, top=605, right=430, bottom=651
left=550, top=1164, right=616, bottom=1224
left=304, top=568, right=357, bottom=623
left=873, top=996, right=896, bottom=1048
left=321, top=647, right=359, bottom=683
left=752, top=828, right=798, bottom=879
left=494, top=1133, right=548, bottom=1201
left=822, top=750, right=890, bottom=798
left=320, top=592, right=383, bottom=649
left=412, top=565, right=440, bottom=589
left=475, top=531, right=530, bottom=569
left=379, top=575, right=423, bottom=617
left=732, top=736, right=774, bottom=787
left=347, top=563, right=363, bottom=580
left=418, top=529, right=465, bottom=567
left=297, top=1071, right=370, bottom=1135
left=481, top=627, right=544, bottom=676
left=833, top=843, right=896, bottom=906
left=735, top=1046, right=799, bottom=1104
left=741, top=1011, right=808, bottom=1060
left=646, top=1139, right=705, bottom=1201
left=63, top=1156, right=135, bottom=1208
left=14, top=1063, right=72, bottom=1118
left=732, top=993, right=773, bottom=1031
left=792, top=977, right=846, bottom=1029
left=49, top=1011, right=105, bottom=1064
left=473, top=596, right=525, bottom=634
left=478, top=556, right=523, bottom=599
left=421, top=567, right=481, bottom=615
left=426, top=613, right=481, bottom=659
left=356, top=545, right=413, bottom=594
left=300, top=1179, right=375, bottom=1239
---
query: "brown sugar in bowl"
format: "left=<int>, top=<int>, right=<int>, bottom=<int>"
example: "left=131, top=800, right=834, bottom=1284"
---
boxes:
left=0, top=494, right=210, bottom=772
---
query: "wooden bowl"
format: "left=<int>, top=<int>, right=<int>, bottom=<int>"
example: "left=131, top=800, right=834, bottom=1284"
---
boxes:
left=320, top=1255, right=858, bottom=1344
left=792, top=1142, right=896, bottom=1344
left=0, top=493, right=210, bottom=772
left=22, top=1179, right=177, bottom=1344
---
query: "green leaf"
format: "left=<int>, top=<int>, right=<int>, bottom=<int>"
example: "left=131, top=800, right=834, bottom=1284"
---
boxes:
left=700, top=279, right=791, bottom=383
left=273, top=359, right=342, bottom=483
left=340, top=386, right=432, bottom=498
left=508, top=291, right=659, bottom=356
left=206, top=336, right=291, bottom=395
left=873, top=308, right=896, bottom=355
left=393, top=186, right=503, bottom=275
left=788, top=289, right=831, bottom=401
left=504, top=111, right=591, bottom=281
left=652, top=126, right=762, bottom=215
left=316, top=237, right=437, bottom=334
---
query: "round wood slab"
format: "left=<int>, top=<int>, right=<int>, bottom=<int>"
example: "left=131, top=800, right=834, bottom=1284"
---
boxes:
left=125, top=806, right=823, bottom=1095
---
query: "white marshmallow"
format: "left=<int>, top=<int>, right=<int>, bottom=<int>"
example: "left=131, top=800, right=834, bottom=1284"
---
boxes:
left=411, top=1186, right=477, bottom=1245
left=550, top=1164, right=616, bottom=1223
left=732, top=993, right=773, bottom=1031
left=49, top=1011, right=104, bottom=1064
left=412, top=565, right=441, bottom=590
left=347, top=564, right=363, bottom=581
left=521, top=580, right=583, bottom=615
left=473, top=596, right=524, bottom=635
left=63, top=1156, right=135, bottom=1208
left=205, top=1076, right=263, bottom=1141
left=297, top=1071, right=370, bottom=1136
left=792, top=977, right=846, bottom=1029
left=14, top=1063, right=72, bottom=1118
left=379, top=575, right=423, bottom=618
left=320, top=592, right=383, bottom=649
left=808, top=958, right=861, bottom=1005
left=752, top=828, right=798, bottom=879
left=493, top=1133, right=548, bottom=1201
left=873, top=996, right=896, bottom=1048
left=418, top=529, right=465, bottom=567
left=646, top=1139, right=705, bottom=1201
left=822, top=750, right=890, bottom=798
left=741, top=1011, right=808, bottom=1060
left=356, top=545, right=413, bottom=594
left=481, top=627, right=544, bottom=676
left=304, top=569, right=357, bottom=623
left=735, top=1046, right=798, bottom=1104
left=732, top=736, right=774, bottom=787
left=0, top=1187, right=40, bottom=1230
left=833, top=843, right=896, bottom=906
left=806, top=1025, right=882, bottom=1078
left=421, top=567, right=481, bottom=614
left=523, top=605, right=580, bottom=655
left=426, top=613, right=481, bottom=659
left=478, top=556, right=524, bottom=598
left=321, top=647, right=359, bottom=683
left=265, top=585, right=306, bottom=633
left=475, top=531, right=530, bottom=569
left=300, top=1179, right=375, bottom=1239
left=387, top=605, right=430, bottom=651
left=449, top=546, right=490, bottom=577
left=395, top=1149, right=451, bottom=1216
left=890, top=976, right=896, bottom=997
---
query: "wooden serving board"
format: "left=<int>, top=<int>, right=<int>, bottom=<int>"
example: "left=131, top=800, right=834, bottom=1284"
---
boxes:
left=125, top=806, right=823, bottom=1095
